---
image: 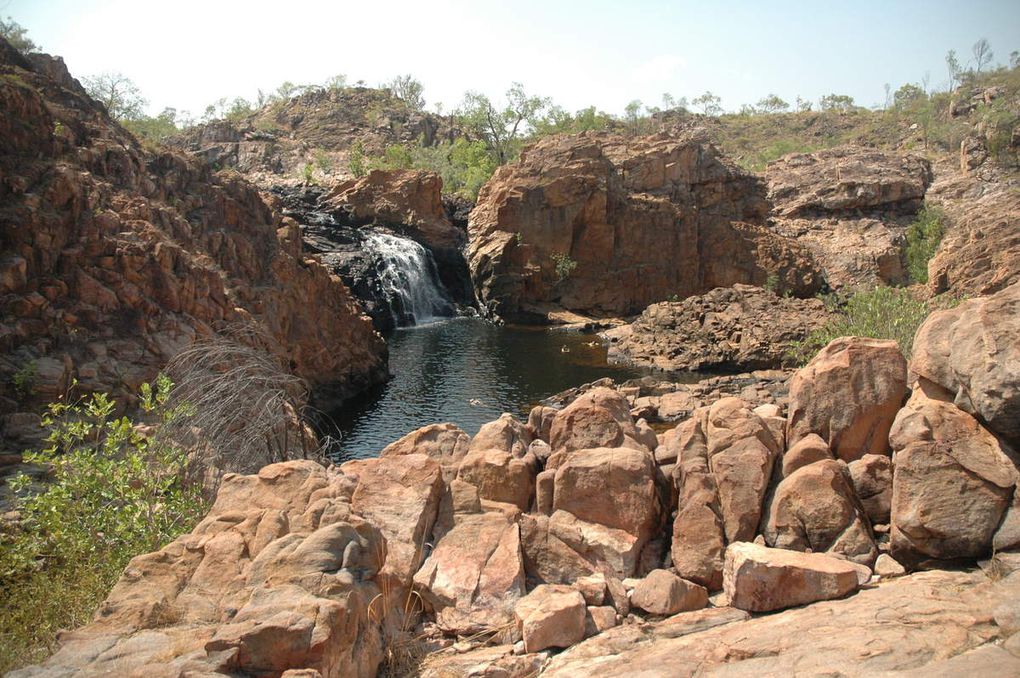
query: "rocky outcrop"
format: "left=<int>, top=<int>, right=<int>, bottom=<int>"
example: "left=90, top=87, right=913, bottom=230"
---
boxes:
left=766, top=146, right=934, bottom=289
left=0, top=41, right=386, bottom=439
left=911, top=281, right=1020, bottom=449
left=468, top=131, right=823, bottom=322
left=603, top=284, right=828, bottom=373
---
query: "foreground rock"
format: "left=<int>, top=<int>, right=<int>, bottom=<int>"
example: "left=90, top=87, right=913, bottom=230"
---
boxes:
left=911, top=281, right=1020, bottom=450
left=767, top=146, right=933, bottom=289
left=723, top=541, right=860, bottom=612
left=514, top=585, right=587, bottom=653
left=889, top=390, right=1018, bottom=568
left=543, top=569, right=1018, bottom=676
left=468, top=131, right=823, bottom=322
left=603, top=284, right=828, bottom=372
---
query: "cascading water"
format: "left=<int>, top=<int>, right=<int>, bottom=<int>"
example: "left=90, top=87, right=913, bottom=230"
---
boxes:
left=364, top=231, right=455, bottom=327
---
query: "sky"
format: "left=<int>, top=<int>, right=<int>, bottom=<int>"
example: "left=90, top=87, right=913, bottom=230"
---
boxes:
left=5, top=0, right=1019, bottom=119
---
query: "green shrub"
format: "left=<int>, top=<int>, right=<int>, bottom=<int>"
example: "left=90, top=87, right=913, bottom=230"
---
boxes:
left=301, top=162, right=315, bottom=184
left=0, top=376, right=208, bottom=672
left=552, top=252, right=578, bottom=281
left=788, top=286, right=933, bottom=364
left=12, top=360, right=36, bottom=398
left=349, top=141, right=367, bottom=178
left=905, top=205, right=945, bottom=283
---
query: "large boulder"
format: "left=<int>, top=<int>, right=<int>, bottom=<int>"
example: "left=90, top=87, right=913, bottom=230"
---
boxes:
left=910, top=281, right=1020, bottom=450
left=457, top=414, right=537, bottom=511
left=723, top=541, right=860, bottom=612
left=412, top=511, right=526, bottom=635
left=670, top=398, right=781, bottom=589
left=514, top=585, right=587, bottom=653
left=847, top=454, right=893, bottom=525
left=380, top=422, right=470, bottom=480
left=889, top=391, right=1019, bottom=567
left=763, top=459, right=878, bottom=566
left=14, top=461, right=392, bottom=677
left=630, top=569, right=708, bottom=616
left=603, top=284, right=829, bottom=372
left=787, top=337, right=907, bottom=462
left=468, top=131, right=823, bottom=322
left=548, top=387, right=646, bottom=459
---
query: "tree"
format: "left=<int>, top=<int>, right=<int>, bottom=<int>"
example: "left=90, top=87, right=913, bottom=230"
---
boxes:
left=818, top=93, right=855, bottom=113
left=388, top=74, right=425, bottom=111
left=972, top=38, right=993, bottom=73
left=458, top=82, right=550, bottom=164
left=661, top=93, right=688, bottom=112
left=756, top=93, right=789, bottom=113
left=795, top=96, right=813, bottom=112
left=692, top=90, right=722, bottom=115
left=624, top=99, right=643, bottom=124
left=1011, top=51, right=1020, bottom=69
left=0, top=16, right=37, bottom=53
left=325, top=74, right=348, bottom=91
left=82, top=72, right=148, bottom=121
left=893, top=83, right=927, bottom=109
left=946, top=50, right=963, bottom=90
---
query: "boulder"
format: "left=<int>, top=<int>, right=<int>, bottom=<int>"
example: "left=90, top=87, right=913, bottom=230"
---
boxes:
left=723, top=542, right=860, bottom=612
left=413, top=511, right=526, bottom=635
left=470, top=413, right=534, bottom=457
left=763, top=459, right=878, bottom=566
left=604, top=285, right=829, bottom=372
left=584, top=606, right=618, bottom=637
left=781, top=432, right=832, bottom=477
left=847, top=454, right=893, bottom=525
left=910, top=281, right=1020, bottom=450
left=670, top=398, right=780, bottom=589
left=787, top=337, right=907, bottom=462
left=889, top=391, right=1018, bottom=567
left=874, top=553, right=906, bottom=578
left=380, top=422, right=470, bottom=479
left=514, top=585, right=587, bottom=653
left=457, top=448, right=536, bottom=512
left=630, top=570, right=708, bottom=616
left=552, top=446, right=659, bottom=540
left=342, top=454, right=445, bottom=585
left=468, top=131, right=822, bottom=322
left=549, top=387, right=643, bottom=456
left=520, top=510, right=649, bottom=583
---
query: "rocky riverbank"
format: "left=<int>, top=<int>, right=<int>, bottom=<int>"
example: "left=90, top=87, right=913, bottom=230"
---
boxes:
left=14, top=280, right=1020, bottom=677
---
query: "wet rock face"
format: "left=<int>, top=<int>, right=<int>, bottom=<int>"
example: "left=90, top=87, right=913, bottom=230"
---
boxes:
left=272, top=179, right=472, bottom=332
left=467, top=131, right=823, bottom=322
left=766, top=146, right=934, bottom=290
left=603, top=284, right=829, bottom=373
left=0, top=42, right=386, bottom=426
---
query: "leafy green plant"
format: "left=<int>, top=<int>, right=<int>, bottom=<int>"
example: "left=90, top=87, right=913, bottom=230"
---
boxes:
left=0, top=376, right=208, bottom=672
left=349, top=141, right=367, bottom=178
left=551, top=252, right=578, bottom=281
left=12, top=361, right=37, bottom=398
left=763, top=273, right=781, bottom=294
left=787, top=286, right=933, bottom=364
left=314, top=148, right=333, bottom=173
left=301, top=162, right=315, bottom=184
left=905, top=205, right=945, bottom=283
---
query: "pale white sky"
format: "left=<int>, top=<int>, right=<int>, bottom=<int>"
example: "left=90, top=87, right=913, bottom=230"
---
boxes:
left=6, top=0, right=1019, bottom=118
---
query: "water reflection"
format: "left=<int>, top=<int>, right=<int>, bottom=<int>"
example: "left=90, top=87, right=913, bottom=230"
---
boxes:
left=325, top=318, right=649, bottom=460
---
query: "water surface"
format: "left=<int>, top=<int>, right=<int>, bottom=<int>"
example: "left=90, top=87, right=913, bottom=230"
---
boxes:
left=325, top=318, right=650, bottom=460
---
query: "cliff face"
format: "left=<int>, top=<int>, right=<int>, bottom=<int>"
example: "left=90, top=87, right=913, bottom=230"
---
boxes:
left=467, top=131, right=824, bottom=322
left=0, top=39, right=386, bottom=432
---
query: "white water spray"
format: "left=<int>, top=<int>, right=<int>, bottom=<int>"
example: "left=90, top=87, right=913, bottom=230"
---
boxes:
left=364, top=232, right=453, bottom=326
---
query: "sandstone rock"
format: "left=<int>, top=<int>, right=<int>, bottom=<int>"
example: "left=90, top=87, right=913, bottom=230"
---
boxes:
left=470, top=413, right=534, bottom=457
left=457, top=447, right=536, bottom=512
left=14, top=461, right=390, bottom=677
left=584, top=606, right=618, bottom=637
left=552, top=446, right=659, bottom=540
left=380, top=422, right=470, bottom=479
left=911, top=281, right=1020, bottom=450
left=535, top=469, right=556, bottom=516
left=514, top=585, right=587, bottom=653
left=574, top=573, right=608, bottom=606
left=413, top=511, right=526, bottom=635
left=723, top=542, right=860, bottom=612
left=468, top=131, right=822, bottom=322
left=875, top=553, right=906, bottom=578
left=787, top=336, right=907, bottom=462
left=670, top=399, right=780, bottom=589
left=527, top=405, right=558, bottom=443
left=549, top=387, right=643, bottom=456
left=630, top=570, right=708, bottom=616
left=766, top=147, right=933, bottom=290
left=889, top=391, right=1018, bottom=567
left=764, top=459, right=878, bottom=565
left=342, top=454, right=444, bottom=585
left=781, top=432, right=832, bottom=477
left=325, top=169, right=463, bottom=250
left=847, top=453, right=893, bottom=525
left=542, top=569, right=1012, bottom=676
left=604, top=285, right=828, bottom=372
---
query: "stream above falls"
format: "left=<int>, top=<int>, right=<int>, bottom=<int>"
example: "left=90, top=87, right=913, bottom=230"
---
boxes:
left=323, top=318, right=657, bottom=460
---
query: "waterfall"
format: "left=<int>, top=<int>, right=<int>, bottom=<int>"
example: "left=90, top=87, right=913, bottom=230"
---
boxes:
left=364, top=232, right=454, bottom=327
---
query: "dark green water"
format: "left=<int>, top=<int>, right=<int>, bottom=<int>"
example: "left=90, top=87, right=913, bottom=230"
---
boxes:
left=326, top=317, right=650, bottom=460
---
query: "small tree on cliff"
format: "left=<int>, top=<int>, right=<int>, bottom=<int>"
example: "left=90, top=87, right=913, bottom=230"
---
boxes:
left=82, top=72, right=148, bottom=121
left=387, top=74, right=425, bottom=111
left=756, top=94, right=790, bottom=114
left=0, top=16, right=37, bottom=53
left=692, top=91, right=723, bottom=116
left=458, top=82, right=550, bottom=164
